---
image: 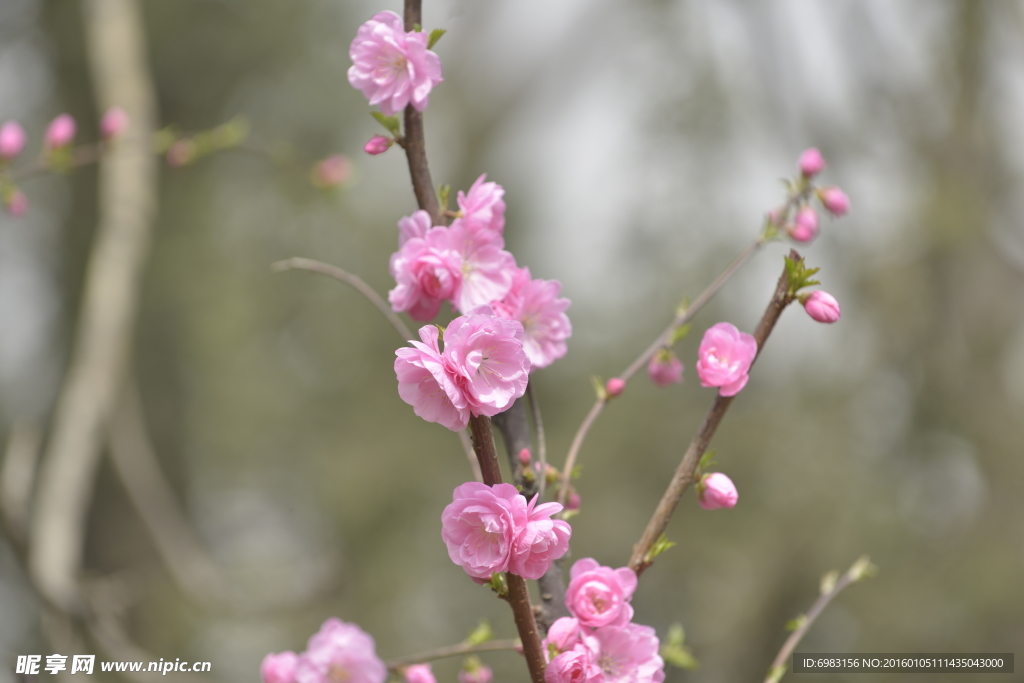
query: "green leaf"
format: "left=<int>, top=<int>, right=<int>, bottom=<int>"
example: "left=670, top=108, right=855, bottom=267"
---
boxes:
left=371, top=111, right=402, bottom=137
left=668, top=324, right=691, bottom=346
left=465, top=620, right=492, bottom=646
left=644, top=533, right=676, bottom=564
left=427, top=28, right=447, bottom=49
left=696, top=449, right=717, bottom=475
left=766, top=663, right=787, bottom=683
left=661, top=624, right=698, bottom=670
left=820, top=570, right=839, bottom=596
left=591, top=375, right=607, bottom=401
left=438, top=184, right=452, bottom=212
left=487, top=573, right=508, bottom=597
left=675, top=296, right=691, bottom=318
left=412, top=23, right=422, bottom=32
left=848, top=555, right=878, bottom=582
left=571, top=464, right=583, bottom=479
left=784, top=614, right=808, bottom=632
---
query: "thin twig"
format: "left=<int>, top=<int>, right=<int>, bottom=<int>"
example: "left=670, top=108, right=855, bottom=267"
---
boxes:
left=628, top=251, right=800, bottom=576
left=387, top=639, right=521, bottom=670
left=764, top=557, right=877, bottom=683
left=458, top=429, right=483, bottom=482
left=271, top=257, right=413, bottom=340
left=557, top=236, right=766, bottom=505
left=527, top=383, right=547, bottom=500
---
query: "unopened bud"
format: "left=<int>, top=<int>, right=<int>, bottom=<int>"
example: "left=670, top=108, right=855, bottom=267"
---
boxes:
left=605, top=377, right=625, bottom=397
left=166, top=139, right=196, bottom=167
left=567, top=491, right=580, bottom=511
left=363, top=134, right=394, bottom=155
left=817, top=186, right=850, bottom=216
left=798, top=147, right=825, bottom=177
left=403, top=664, right=436, bottom=683
left=0, top=121, right=26, bottom=160
left=100, top=106, right=130, bottom=140
left=312, top=154, right=352, bottom=188
left=45, top=114, right=76, bottom=149
left=648, top=349, right=684, bottom=387
left=4, top=188, right=28, bottom=217
left=802, top=290, right=841, bottom=323
left=517, top=448, right=531, bottom=467
left=787, top=206, right=819, bottom=243
left=698, top=472, right=738, bottom=510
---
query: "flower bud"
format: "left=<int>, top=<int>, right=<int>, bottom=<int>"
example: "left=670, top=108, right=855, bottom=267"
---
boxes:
left=44, top=114, right=76, bottom=149
left=517, top=448, right=531, bottom=467
left=787, top=206, right=819, bottom=243
left=312, top=154, right=352, bottom=188
left=165, top=139, right=196, bottom=167
left=605, top=377, right=625, bottom=398
left=567, top=491, right=580, bottom=511
left=798, top=147, right=825, bottom=177
left=0, top=121, right=26, bottom=160
left=802, top=290, right=841, bottom=323
left=698, top=472, right=738, bottom=510
left=364, top=134, right=394, bottom=155
left=100, top=106, right=130, bottom=140
left=260, top=652, right=298, bottom=683
left=817, top=186, right=850, bottom=216
left=403, top=664, right=436, bottom=683
left=648, top=349, right=684, bottom=387
left=458, top=658, right=492, bottom=683
left=4, top=188, right=28, bottom=217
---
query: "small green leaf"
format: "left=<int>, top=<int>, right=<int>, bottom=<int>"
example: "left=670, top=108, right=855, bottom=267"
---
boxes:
left=571, top=464, right=583, bottom=480
left=848, top=555, right=878, bottom=582
left=661, top=624, right=698, bottom=670
left=820, top=570, right=839, bottom=596
left=591, top=375, right=607, bottom=401
left=412, top=23, right=422, bottom=32
left=695, top=449, right=717, bottom=475
left=465, top=620, right=492, bottom=646
left=438, top=184, right=452, bottom=212
left=487, top=573, right=507, bottom=597
left=668, top=324, right=691, bottom=346
left=427, top=28, right=447, bottom=49
left=561, top=508, right=580, bottom=521
left=371, top=111, right=402, bottom=137
left=644, top=533, right=676, bottom=564
left=784, top=614, right=808, bottom=632
left=766, top=663, right=787, bottom=683
left=675, top=296, right=691, bottom=318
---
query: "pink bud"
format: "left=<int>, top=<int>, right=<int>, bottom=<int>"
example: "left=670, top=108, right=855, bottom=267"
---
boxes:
left=605, top=377, right=625, bottom=397
left=260, top=652, right=298, bottom=683
left=803, top=290, right=841, bottom=323
left=4, top=189, right=28, bottom=217
left=165, top=139, right=195, bottom=167
left=458, top=665, right=492, bottom=683
left=100, top=106, right=130, bottom=140
left=0, top=121, right=26, bottom=159
left=787, top=207, right=819, bottom=243
left=798, top=147, right=825, bottom=177
left=818, top=186, right=850, bottom=216
left=312, top=154, right=352, bottom=188
left=363, top=135, right=393, bottom=155
left=518, top=448, right=531, bottom=467
left=647, top=350, right=684, bottom=387
left=698, top=472, right=738, bottom=510
left=567, top=491, right=580, bottom=511
left=45, top=114, right=76, bottom=149
left=403, top=664, right=436, bottom=683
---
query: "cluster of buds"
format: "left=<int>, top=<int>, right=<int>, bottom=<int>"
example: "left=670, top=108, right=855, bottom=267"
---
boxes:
left=767, top=147, right=850, bottom=244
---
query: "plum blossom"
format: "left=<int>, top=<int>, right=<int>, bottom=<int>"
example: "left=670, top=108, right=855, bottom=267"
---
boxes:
left=294, top=618, right=386, bottom=683
left=311, top=155, right=352, bottom=188
left=364, top=134, right=393, bottom=155
left=457, top=174, right=506, bottom=235
left=787, top=206, right=819, bottom=243
left=798, top=148, right=825, bottom=177
left=45, top=114, right=76, bottom=149
left=457, top=661, right=492, bottom=683
left=0, top=121, right=26, bottom=159
left=590, top=624, right=665, bottom=683
left=565, top=559, right=637, bottom=629
left=398, top=210, right=433, bottom=246
left=803, top=290, right=841, bottom=323
left=100, top=106, right=129, bottom=140
left=647, top=349, right=683, bottom=387
left=388, top=227, right=462, bottom=320
left=348, top=11, right=443, bottom=116
left=403, top=664, right=436, bottom=683
left=695, top=322, right=757, bottom=397
left=698, top=472, right=738, bottom=510
left=605, top=378, right=625, bottom=398
left=395, top=324, right=469, bottom=431
left=493, top=267, right=572, bottom=368
left=261, top=652, right=298, bottom=683
left=818, top=186, right=850, bottom=216
left=4, top=189, right=27, bottom=217
left=441, top=482, right=528, bottom=579
left=546, top=648, right=604, bottom=683
left=508, top=495, right=572, bottom=579
left=447, top=220, right=516, bottom=313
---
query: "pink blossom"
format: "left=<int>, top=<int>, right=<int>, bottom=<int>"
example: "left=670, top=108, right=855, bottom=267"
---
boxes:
left=261, top=652, right=299, bottom=683
left=100, top=106, right=129, bottom=140
left=565, top=558, right=637, bottom=629
left=518, top=448, right=532, bottom=466
left=798, top=148, right=825, bottom=177
left=647, top=350, right=683, bottom=387
left=398, top=210, right=433, bottom=246
left=458, top=664, right=492, bottom=683
left=295, top=618, right=386, bottom=683
left=803, top=290, right=841, bottom=323
left=787, top=206, right=819, bottom=243
left=447, top=220, right=517, bottom=313
left=441, top=482, right=528, bottom=579
left=4, top=189, right=28, bottom=217
left=818, top=186, right=850, bottom=216
left=695, top=322, right=757, bottom=397
left=698, top=472, right=738, bottom=510
left=605, top=378, right=625, bottom=398
left=545, top=617, right=585, bottom=654
left=45, top=114, right=76, bottom=149
left=546, top=648, right=604, bottom=683
left=389, top=227, right=462, bottom=320
left=403, top=664, right=436, bottom=683
left=364, top=135, right=393, bottom=155
left=395, top=324, right=470, bottom=431
left=0, top=121, right=26, bottom=159
left=347, top=11, right=443, bottom=116
left=165, top=139, right=196, bottom=167
left=457, top=174, right=506, bottom=235
left=493, top=267, right=572, bottom=369
left=312, top=155, right=352, bottom=188
left=508, top=495, right=572, bottom=579
left=591, top=624, right=665, bottom=683
left=442, top=306, right=530, bottom=416
left=567, top=491, right=581, bottom=511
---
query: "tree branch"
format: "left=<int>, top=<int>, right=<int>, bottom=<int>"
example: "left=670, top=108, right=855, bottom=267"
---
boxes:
left=628, top=251, right=800, bottom=576
left=387, top=640, right=521, bottom=671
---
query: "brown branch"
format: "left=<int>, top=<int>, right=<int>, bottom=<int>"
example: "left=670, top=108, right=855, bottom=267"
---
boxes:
left=628, top=251, right=800, bottom=576
left=402, top=1, right=441, bottom=225
left=29, top=0, right=158, bottom=612
left=387, top=639, right=521, bottom=671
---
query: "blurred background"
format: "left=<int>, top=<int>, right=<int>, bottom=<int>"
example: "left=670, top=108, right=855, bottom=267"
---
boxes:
left=1, top=0, right=1023, bottom=681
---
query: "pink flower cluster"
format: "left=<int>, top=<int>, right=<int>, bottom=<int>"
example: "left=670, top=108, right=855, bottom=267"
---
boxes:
left=782, top=148, right=850, bottom=244
left=348, top=11, right=443, bottom=116
left=395, top=307, right=530, bottom=431
left=389, top=175, right=571, bottom=369
left=261, top=619, right=386, bottom=683
left=695, top=322, right=757, bottom=397
left=441, top=482, right=571, bottom=580
left=543, top=559, right=665, bottom=683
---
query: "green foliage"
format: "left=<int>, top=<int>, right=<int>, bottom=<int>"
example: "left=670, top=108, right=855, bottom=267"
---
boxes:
left=784, top=614, right=808, bottom=632
left=465, top=620, right=493, bottom=646
left=848, top=555, right=878, bottom=582
left=427, top=28, right=447, bottom=49
left=643, top=533, right=676, bottom=564
left=660, top=624, right=699, bottom=670
left=766, top=664, right=787, bottom=683
left=591, top=375, right=607, bottom=401
left=371, top=111, right=402, bottom=137
left=668, top=323, right=691, bottom=346
left=438, top=184, right=452, bottom=212
left=695, top=449, right=717, bottom=476
left=819, top=570, right=839, bottom=595
left=783, top=254, right=821, bottom=297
